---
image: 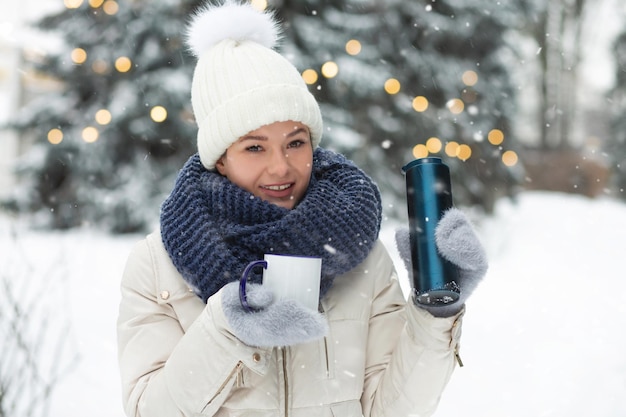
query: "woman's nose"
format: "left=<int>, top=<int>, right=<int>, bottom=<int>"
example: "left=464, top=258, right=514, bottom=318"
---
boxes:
left=267, top=149, right=290, bottom=176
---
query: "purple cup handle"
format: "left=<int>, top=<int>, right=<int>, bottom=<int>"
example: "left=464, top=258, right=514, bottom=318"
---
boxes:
left=239, top=260, right=268, bottom=312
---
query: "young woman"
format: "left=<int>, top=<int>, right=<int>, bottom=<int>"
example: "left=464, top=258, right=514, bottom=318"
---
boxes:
left=117, top=2, right=488, bottom=416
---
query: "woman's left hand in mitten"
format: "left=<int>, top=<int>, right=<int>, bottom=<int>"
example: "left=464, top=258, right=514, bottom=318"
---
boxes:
left=395, top=207, right=488, bottom=317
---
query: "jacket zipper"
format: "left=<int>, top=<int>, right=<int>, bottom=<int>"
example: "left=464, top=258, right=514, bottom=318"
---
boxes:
left=454, top=345, right=464, bottom=367
left=207, top=361, right=243, bottom=405
left=323, top=337, right=330, bottom=376
left=282, top=347, right=289, bottom=417
left=319, top=302, right=331, bottom=377
left=236, top=361, right=244, bottom=387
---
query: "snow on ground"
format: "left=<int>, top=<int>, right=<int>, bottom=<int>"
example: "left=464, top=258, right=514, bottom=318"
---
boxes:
left=1, top=191, right=625, bottom=417
left=436, top=192, right=626, bottom=417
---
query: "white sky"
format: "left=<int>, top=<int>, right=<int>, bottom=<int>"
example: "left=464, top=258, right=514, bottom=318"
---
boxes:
left=579, top=0, right=626, bottom=92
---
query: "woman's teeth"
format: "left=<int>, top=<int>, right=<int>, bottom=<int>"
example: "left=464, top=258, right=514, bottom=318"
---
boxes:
left=264, top=184, right=291, bottom=191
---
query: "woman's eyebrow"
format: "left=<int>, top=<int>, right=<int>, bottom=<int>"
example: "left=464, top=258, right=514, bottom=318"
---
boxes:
left=287, top=128, right=307, bottom=138
left=240, top=135, right=268, bottom=141
left=240, top=128, right=308, bottom=142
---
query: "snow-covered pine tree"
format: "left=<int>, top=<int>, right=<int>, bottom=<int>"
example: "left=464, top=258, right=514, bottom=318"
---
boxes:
left=279, top=0, right=521, bottom=216
left=8, top=0, right=522, bottom=232
left=8, top=0, right=202, bottom=232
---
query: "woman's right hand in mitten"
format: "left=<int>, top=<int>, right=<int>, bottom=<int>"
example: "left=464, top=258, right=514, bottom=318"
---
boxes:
left=220, top=281, right=328, bottom=348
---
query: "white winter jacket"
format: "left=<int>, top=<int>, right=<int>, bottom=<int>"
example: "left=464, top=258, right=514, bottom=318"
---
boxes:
left=117, top=231, right=463, bottom=417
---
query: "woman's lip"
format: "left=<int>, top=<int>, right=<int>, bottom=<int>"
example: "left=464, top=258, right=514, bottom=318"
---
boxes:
left=260, top=183, right=294, bottom=198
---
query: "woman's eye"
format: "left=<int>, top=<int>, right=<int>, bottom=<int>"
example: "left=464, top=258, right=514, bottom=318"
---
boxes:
left=246, top=144, right=262, bottom=152
left=287, top=139, right=306, bottom=149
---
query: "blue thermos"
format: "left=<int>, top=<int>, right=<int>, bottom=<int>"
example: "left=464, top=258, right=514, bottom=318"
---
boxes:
left=402, top=157, right=460, bottom=306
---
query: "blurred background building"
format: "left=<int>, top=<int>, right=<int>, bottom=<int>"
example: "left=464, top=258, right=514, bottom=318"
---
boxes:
left=1, top=0, right=61, bottom=194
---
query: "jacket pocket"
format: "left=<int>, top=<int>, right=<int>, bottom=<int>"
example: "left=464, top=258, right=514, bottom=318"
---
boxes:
left=330, top=400, right=362, bottom=417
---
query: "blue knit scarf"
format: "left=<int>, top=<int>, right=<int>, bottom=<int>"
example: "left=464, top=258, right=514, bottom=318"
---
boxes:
left=160, top=148, right=382, bottom=303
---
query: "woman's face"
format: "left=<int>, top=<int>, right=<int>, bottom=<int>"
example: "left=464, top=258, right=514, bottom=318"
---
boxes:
left=216, top=120, right=314, bottom=210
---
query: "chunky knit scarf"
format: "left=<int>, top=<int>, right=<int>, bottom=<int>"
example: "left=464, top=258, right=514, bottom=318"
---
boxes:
left=160, top=148, right=382, bottom=303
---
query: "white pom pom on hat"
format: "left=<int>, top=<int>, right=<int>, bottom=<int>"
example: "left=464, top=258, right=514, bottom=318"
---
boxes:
left=185, top=0, right=323, bottom=170
left=186, top=0, right=280, bottom=55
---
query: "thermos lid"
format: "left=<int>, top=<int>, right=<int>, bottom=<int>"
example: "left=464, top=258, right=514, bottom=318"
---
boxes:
left=402, top=157, right=443, bottom=173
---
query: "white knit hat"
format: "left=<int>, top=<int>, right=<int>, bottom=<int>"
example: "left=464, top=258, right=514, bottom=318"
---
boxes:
left=185, top=0, right=323, bottom=170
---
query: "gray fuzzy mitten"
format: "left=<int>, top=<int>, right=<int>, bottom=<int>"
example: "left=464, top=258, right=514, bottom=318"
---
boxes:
left=395, top=207, right=488, bottom=317
left=221, top=281, right=328, bottom=347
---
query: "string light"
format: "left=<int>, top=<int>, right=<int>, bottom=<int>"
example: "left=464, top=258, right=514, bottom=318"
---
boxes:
left=48, top=128, right=63, bottom=145
left=71, top=48, right=87, bottom=65
left=64, top=0, right=83, bottom=8
left=384, top=78, right=401, bottom=95
left=82, top=126, right=99, bottom=143
left=426, top=137, right=442, bottom=153
left=412, top=96, right=429, bottom=112
left=95, top=109, right=112, bottom=125
left=302, top=69, right=318, bottom=85
left=412, top=144, right=428, bottom=159
left=150, top=106, right=168, bottom=123
left=461, top=88, right=478, bottom=103
left=345, top=40, right=361, bottom=56
left=92, top=59, right=109, bottom=74
left=457, top=144, right=472, bottom=161
left=462, top=70, right=478, bottom=86
left=115, top=56, right=132, bottom=73
left=488, top=129, right=504, bottom=145
left=321, top=61, right=338, bottom=78
left=445, top=141, right=459, bottom=157
left=103, top=0, right=119, bottom=15
left=502, top=150, right=518, bottom=166
left=446, top=98, right=464, bottom=115
left=89, top=0, right=104, bottom=7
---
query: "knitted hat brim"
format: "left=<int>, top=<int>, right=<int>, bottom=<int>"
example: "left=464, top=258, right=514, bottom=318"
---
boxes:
left=196, top=83, right=323, bottom=170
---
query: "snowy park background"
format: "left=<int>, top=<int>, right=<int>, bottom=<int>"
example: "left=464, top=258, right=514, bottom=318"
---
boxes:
left=2, top=190, right=625, bottom=417
left=2, top=0, right=626, bottom=416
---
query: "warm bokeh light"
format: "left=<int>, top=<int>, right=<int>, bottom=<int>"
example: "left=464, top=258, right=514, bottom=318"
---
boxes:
left=426, top=137, right=442, bottom=153
left=82, top=126, right=99, bottom=143
left=488, top=129, right=504, bottom=145
left=250, top=0, right=268, bottom=11
left=446, top=98, right=464, bottom=115
left=412, top=144, right=428, bottom=159
left=445, top=141, right=459, bottom=157
left=48, top=128, right=63, bottom=145
left=65, top=0, right=83, bottom=8
left=95, top=109, right=112, bottom=125
left=103, top=0, right=119, bottom=15
left=461, top=88, right=478, bottom=103
left=384, top=78, right=401, bottom=95
left=115, top=56, right=132, bottom=73
left=71, top=48, right=87, bottom=65
left=462, top=70, right=478, bottom=86
left=89, top=0, right=104, bottom=7
left=302, top=69, right=318, bottom=85
left=457, top=144, right=472, bottom=161
left=92, top=59, right=109, bottom=74
left=412, top=96, right=429, bottom=112
left=345, top=39, right=362, bottom=56
left=321, top=61, right=339, bottom=78
left=150, top=106, right=168, bottom=123
left=585, top=135, right=602, bottom=150
left=502, top=150, right=519, bottom=166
